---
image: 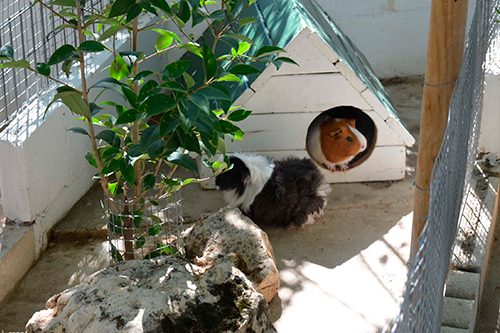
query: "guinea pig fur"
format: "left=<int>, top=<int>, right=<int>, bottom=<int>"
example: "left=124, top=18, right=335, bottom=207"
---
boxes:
left=307, top=116, right=367, bottom=171
left=215, top=153, right=331, bottom=229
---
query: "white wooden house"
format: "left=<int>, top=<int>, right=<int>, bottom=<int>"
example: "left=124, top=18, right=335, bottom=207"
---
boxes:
left=191, top=0, right=415, bottom=184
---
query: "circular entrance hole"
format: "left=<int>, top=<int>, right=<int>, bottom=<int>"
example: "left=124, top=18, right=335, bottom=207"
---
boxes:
left=306, top=106, right=377, bottom=171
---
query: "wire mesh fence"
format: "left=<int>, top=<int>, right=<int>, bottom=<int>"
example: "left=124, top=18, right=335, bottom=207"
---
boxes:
left=0, top=0, right=109, bottom=130
left=105, top=189, right=184, bottom=263
left=385, top=0, right=500, bottom=331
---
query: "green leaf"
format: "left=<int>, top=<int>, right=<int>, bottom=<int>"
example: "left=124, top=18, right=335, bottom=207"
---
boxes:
left=140, top=1, right=158, bottom=15
left=67, top=127, right=89, bottom=136
left=255, top=45, right=286, bottom=59
left=109, top=0, right=135, bottom=18
left=138, top=80, right=159, bottom=102
left=135, top=236, right=146, bottom=249
left=227, top=109, right=251, bottom=122
left=148, top=225, right=160, bottom=236
left=141, top=125, right=160, bottom=152
left=215, top=73, right=242, bottom=83
left=115, top=109, right=141, bottom=124
left=49, top=0, right=77, bottom=6
left=222, top=33, right=255, bottom=46
left=182, top=72, right=195, bottom=90
left=197, top=86, right=231, bottom=101
left=159, top=112, right=181, bottom=137
left=140, top=94, right=176, bottom=116
left=236, top=42, right=250, bottom=55
left=147, top=141, right=166, bottom=159
left=207, top=9, right=225, bottom=21
left=78, top=40, right=106, bottom=52
left=180, top=42, right=202, bottom=58
left=238, top=17, right=258, bottom=28
left=229, top=64, right=261, bottom=76
left=166, top=151, right=198, bottom=173
left=90, top=77, right=125, bottom=97
left=98, top=25, right=127, bottom=41
left=163, top=60, right=191, bottom=79
left=58, top=90, right=90, bottom=117
left=151, top=29, right=180, bottom=43
left=274, top=56, right=299, bottom=67
left=101, top=157, right=121, bottom=175
left=150, top=0, right=172, bottom=15
left=161, top=81, right=186, bottom=93
left=110, top=55, right=130, bottom=81
left=110, top=243, right=124, bottom=262
left=61, top=59, right=73, bottom=77
left=194, top=111, right=219, bottom=133
left=96, top=129, right=121, bottom=148
left=176, top=128, right=201, bottom=154
left=133, top=70, right=154, bottom=82
left=143, top=173, right=156, bottom=191
left=102, top=147, right=120, bottom=161
left=200, top=131, right=218, bottom=156
left=122, top=87, right=138, bottom=108
left=156, top=34, right=173, bottom=51
left=177, top=0, right=191, bottom=23
left=202, top=42, right=217, bottom=82
left=0, top=59, right=31, bottom=69
left=90, top=103, right=104, bottom=116
left=47, top=44, right=76, bottom=66
left=178, top=99, right=200, bottom=131
left=119, top=159, right=135, bottom=185
left=1, top=45, right=14, bottom=59
left=108, top=182, right=119, bottom=195
left=219, top=119, right=241, bottom=134
left=187, top=92, right=209, bottom=114
left=126, top=3, right=143, bottom=22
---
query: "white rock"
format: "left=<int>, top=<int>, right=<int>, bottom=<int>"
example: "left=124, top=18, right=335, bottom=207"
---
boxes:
left=26, top=256, right=274, bottom=333
left=183, top=207, right=280, bottom=303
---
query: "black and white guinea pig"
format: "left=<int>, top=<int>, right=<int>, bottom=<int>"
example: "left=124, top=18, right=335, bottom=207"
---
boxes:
left=215, top=153, right=331, bottom=229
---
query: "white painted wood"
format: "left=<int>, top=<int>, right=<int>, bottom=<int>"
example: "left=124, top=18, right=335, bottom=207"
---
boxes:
left=335, top=60, right=366, bottom=92
left=249, top=28, right=313, bottom=91
left=361, top=88, right=392, bottom=121
left=273, top=33, right=339, bottom=76
left=386, top=116, right=416, bottom=146
left=225, top=112, right=318, bottom=152
left=308, top=32, right=340, bottom=63
left=364, top=111, right=405, bottom=146
left=226, top=111, right=403, bottom=153
left=244, top=74, right=372, bottom=114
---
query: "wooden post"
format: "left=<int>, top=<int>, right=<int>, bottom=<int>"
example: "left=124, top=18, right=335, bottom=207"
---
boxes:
left=411, top=0, right=469, bottom=249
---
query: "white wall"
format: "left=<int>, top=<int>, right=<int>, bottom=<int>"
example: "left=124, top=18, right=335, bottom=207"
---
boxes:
left=316, top=0, right=477, bottom=78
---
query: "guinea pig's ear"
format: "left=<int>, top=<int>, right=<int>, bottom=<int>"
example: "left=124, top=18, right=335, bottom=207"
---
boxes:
left=345, top=118, right=356, bottom=127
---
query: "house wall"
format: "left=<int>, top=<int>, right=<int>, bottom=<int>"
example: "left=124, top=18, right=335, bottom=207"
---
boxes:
left=316, top=0, right=477, bottom=78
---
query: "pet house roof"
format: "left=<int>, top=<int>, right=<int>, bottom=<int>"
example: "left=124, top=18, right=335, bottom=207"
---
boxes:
left=181, top=0, right=414, bottom=146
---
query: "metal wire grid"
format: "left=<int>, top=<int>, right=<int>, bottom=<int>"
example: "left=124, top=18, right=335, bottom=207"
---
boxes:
left=386, top=0, right=499, bottom=331
left=105, top=190, right=185, bottom=263
left=0, top=0, right=108, bottom=130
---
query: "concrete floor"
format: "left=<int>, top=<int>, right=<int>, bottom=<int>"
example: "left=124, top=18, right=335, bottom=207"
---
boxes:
left=0, top=77, right=461, bottom=332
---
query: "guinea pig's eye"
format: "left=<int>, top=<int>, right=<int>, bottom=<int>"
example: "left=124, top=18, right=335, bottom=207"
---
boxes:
left=347, top=136, right=353, bottom=142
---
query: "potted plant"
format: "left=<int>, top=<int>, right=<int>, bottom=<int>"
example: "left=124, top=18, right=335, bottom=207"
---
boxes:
left=0, top=0, right=296, bottom=262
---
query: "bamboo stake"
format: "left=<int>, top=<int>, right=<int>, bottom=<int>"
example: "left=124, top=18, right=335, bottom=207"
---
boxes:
left=411, top=0, right=469, bottom=250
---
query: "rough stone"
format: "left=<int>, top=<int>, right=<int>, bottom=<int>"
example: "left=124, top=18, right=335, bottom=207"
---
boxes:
left=183, top=207, right=280, bottom=303
left=26, top=256, right=274, bottom=333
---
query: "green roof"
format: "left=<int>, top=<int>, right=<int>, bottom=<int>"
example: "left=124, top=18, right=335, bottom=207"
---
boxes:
left=182, top=0, right=403, bottom=123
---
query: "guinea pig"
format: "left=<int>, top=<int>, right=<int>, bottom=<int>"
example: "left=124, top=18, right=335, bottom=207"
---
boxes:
left=307, top=116, right=367, bottom=171
left=215, top=153, right=331, bottom=229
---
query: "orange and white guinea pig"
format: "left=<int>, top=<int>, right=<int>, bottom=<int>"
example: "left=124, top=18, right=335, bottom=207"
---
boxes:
left=307, top=116, right=367, bottom=171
